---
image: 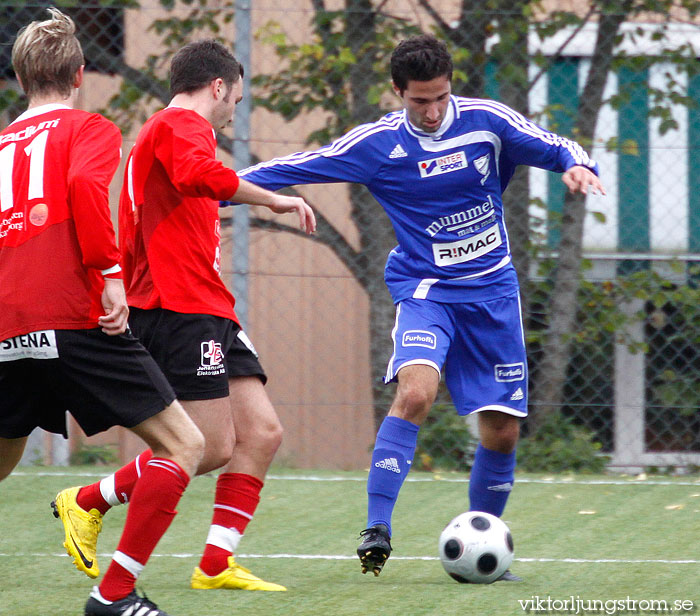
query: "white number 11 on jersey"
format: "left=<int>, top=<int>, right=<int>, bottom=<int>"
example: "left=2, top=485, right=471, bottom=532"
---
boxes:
left=0, top=130, right=49, bottom=212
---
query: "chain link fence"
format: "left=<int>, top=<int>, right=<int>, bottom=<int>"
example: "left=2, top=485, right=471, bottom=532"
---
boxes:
left=2, top=1, right=699, bottom=472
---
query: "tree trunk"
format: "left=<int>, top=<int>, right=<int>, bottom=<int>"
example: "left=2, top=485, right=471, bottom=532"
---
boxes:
left=452, top=0, right=491, bottom=98
left=530, top=10, right=628, bottom=428
left=494, top=1, right=531, bottom=323
left=349, top=184, right=399, bottom=431
left=344, top=0, right=402, bottom=431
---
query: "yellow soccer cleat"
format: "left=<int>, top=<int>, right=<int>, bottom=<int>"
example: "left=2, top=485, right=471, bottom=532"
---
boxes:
left=51, top=486, right=103, bottom=579
left=191, top=557, right=287, bottom=591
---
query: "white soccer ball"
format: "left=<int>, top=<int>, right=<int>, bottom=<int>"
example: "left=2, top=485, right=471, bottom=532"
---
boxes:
left=438, top=511, right=514, bottom=584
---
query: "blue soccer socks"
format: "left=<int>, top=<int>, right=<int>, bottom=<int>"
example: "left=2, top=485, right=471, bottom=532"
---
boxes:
left=366, top=416, right=420, bottom=535
left=468, top=443, right=516, bottom=517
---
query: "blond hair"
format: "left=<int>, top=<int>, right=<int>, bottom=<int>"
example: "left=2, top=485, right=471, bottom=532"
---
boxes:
left=11, top=7, right=84, bottom=99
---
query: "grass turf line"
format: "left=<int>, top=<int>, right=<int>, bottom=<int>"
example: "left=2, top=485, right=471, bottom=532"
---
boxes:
left=0, top=467, right=698, bottom=616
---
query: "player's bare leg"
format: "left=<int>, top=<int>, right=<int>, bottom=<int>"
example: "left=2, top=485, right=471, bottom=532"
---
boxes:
left=0, top=437, right=27, bottom=482
left=181, top=396, right=236, bottom=475
left=191, top=376, right=286, bottom=591
left=226, top=376, right=283, bottom=478
left=132, top=401, right=204, bottom=477
left=359, top=364, right=439, bottom=575
left=477, top=411, right=519, bottom=454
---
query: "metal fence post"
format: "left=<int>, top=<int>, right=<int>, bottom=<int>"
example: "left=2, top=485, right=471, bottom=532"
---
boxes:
left=232, top=0, right=252, bottom=330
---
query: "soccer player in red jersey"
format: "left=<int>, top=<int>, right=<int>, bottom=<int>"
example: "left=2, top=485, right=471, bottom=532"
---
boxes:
left=56, top=39, right=316, bottom=591
left=0, top=9, right=205, bottom=616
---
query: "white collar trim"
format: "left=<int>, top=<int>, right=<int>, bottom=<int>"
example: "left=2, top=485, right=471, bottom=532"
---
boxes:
left=403, top=96, right=457, bottom=140
left=11, top=103, right=71, bottom=126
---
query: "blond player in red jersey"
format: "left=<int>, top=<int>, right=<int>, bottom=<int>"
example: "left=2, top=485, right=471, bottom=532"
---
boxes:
left=0, top=9, right=206, bottom=616
left=53, top=39, right=316, bottom=592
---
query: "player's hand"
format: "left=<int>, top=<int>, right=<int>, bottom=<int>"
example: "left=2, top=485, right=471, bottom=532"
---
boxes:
left=562, top=165, right=606, bottom=196
left=99, top=278, right=129, bottom=336
left=267, top=195, right=317, bottom=234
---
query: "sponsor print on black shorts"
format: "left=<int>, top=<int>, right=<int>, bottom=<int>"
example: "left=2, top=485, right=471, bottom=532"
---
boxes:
left=197, top=339, right=226, bottom=377
left=0, top=330, right=59, bottom=361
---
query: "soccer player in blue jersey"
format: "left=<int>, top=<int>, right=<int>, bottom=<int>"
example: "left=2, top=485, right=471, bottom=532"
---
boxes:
left=232, top=34, right=605, bottom=579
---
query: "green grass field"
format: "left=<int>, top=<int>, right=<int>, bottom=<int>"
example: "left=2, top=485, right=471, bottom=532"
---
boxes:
left=1, top=467, right=698, bottom=616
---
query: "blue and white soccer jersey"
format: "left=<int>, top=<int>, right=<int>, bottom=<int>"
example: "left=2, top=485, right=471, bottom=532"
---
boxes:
left=237, top=95, right=598, bottom=307
left=236, top=95, right=597, bottom=416
left=386, top=294, right=528, bottom=417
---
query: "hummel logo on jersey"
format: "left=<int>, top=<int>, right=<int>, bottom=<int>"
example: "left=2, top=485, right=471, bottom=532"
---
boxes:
left=389, top=144, right=407, bottom=158
left=510, top=387, right=524, bottom=401
left=487, top=482, right=513, bottom=492
left=375, top=457, right=401, bottom=473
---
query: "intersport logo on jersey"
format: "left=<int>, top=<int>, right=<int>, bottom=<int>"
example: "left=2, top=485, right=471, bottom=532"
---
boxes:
left=418, top=151, right=467, bottom=178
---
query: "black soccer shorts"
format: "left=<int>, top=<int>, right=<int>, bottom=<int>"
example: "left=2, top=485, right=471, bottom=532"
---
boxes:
left=0, top=328, right=176, bottom=439
left=128, top=308, right=267, bottom=401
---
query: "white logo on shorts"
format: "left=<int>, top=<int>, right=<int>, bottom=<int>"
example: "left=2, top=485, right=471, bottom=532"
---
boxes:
left=197, top=340, right=225, bottom=377
left=495, top=362, right=525, bottom=382
left=237, top=330, right=259, bottom=358
left=402, top=330, right=437, bottom=349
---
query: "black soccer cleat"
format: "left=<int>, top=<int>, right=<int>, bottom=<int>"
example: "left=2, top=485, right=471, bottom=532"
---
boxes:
left=357, top=524, right=392, bottom=576
left=85, top=587, right=173, bottom=616
left=496, top=569, right=523, bottom=582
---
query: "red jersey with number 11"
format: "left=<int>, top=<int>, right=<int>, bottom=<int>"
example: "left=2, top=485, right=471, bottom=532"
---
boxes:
left=0, top=105, right=122, bottom=341
left=119, top=107, right=240, bottom=321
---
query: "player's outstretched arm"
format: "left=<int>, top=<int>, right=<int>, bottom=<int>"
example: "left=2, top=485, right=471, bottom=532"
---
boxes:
left=98, top=278, right=130, bottom=335
left=230, top=178, right=316, bottom=234
left=562, top=165, right=606, bottom=196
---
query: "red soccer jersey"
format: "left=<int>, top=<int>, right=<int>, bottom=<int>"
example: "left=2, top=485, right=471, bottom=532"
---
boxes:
left=0, top=104, right=122, bottom=341
left=119, top=107, right=240, bottom=321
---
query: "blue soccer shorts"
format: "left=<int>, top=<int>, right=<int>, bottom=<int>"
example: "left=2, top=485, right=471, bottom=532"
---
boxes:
left=384, top=292, right=528, bottom=417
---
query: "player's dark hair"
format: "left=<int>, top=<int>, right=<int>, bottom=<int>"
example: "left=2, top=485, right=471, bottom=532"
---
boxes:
left=170, top=39, right=244, bottom=96
left=390, top=35, right=453, bottom=94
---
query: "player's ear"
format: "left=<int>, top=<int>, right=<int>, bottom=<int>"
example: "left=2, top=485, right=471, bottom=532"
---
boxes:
left=391, top=81, right=402, bottom=98
left=73, top=65, right=84, bottom=89
left=211, top=77, right=224, bottom=100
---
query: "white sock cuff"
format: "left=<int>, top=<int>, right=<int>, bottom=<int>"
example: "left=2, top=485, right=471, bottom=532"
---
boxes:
left=213, top=503, right=253, bottom=520
left=112, top=550, right=145, bottom=579
left=135, top=452, right=146, bottom=478
left=147, top=457, right=185, bottom=479
left=89, top=586, right=111, bottom=605
left=99, top=474, right=121, bottom=507
left=205, top=524, right=242, bottom=553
